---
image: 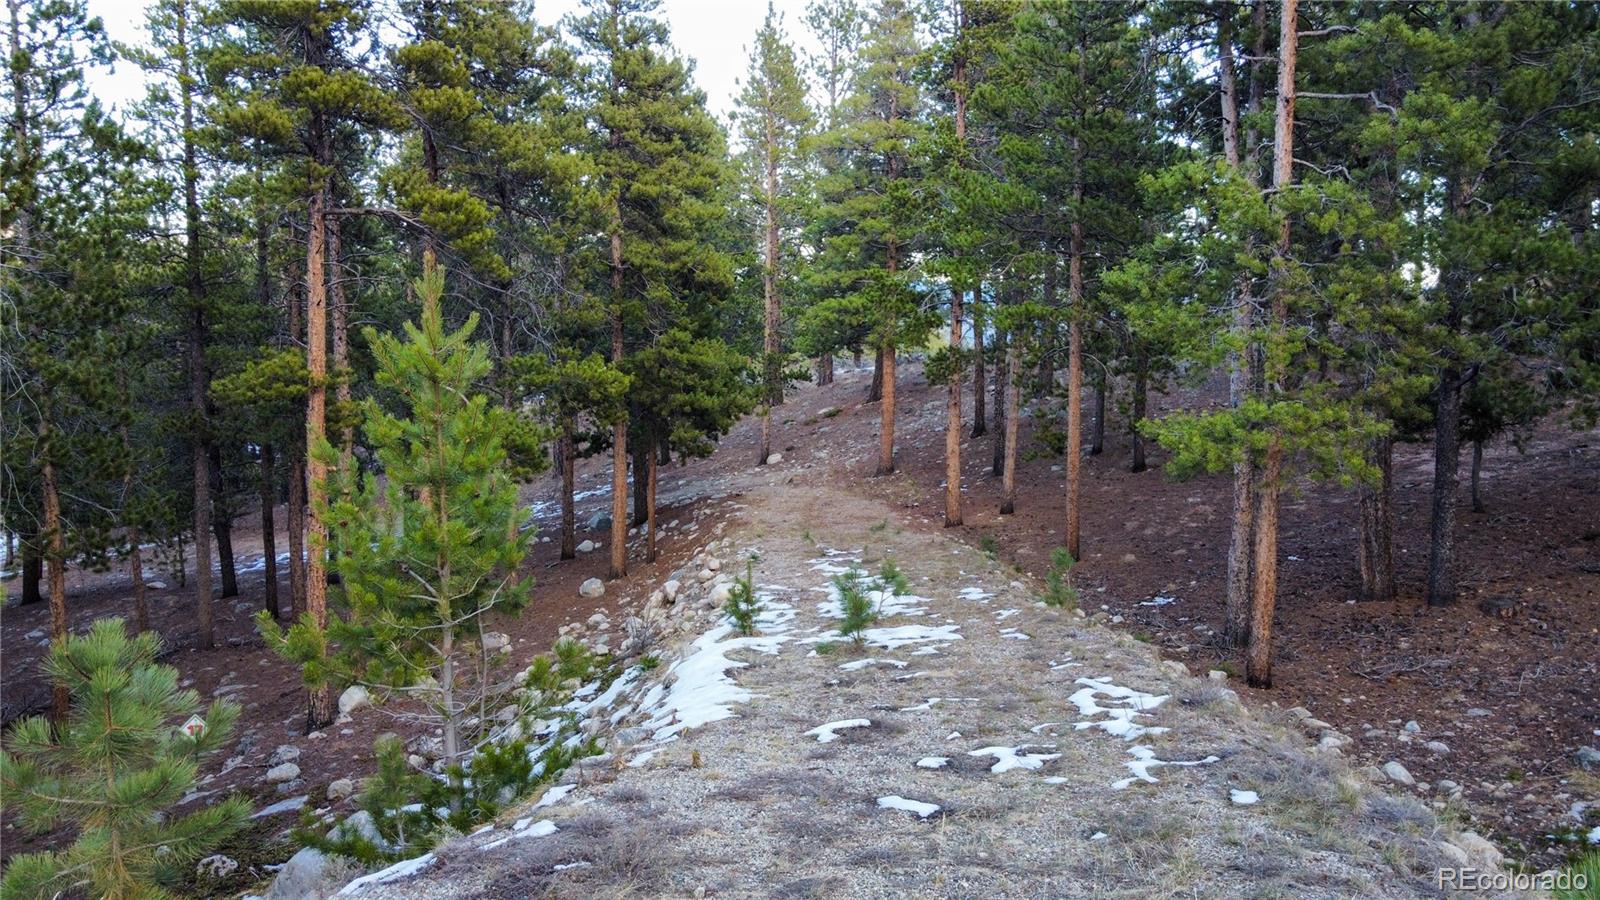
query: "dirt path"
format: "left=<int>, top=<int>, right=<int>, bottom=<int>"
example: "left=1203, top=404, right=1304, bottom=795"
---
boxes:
left=344, top=474, right=1510, bottom=899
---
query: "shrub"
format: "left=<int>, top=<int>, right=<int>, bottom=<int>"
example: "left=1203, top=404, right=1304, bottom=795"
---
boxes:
left=834, top=568, right=878, bottom=644
left=0, top=619, right=252, bottom=899
left=725, top=561, right=762, bottom=635
left=1041, top=547, right=1079, bottom=609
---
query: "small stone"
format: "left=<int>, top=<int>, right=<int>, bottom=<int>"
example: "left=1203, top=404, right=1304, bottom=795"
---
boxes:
left=268, top=745, right=301, bottom=766
left=1287, top=707, right=1312, bottom=720
left=481, top=631, right=510, bottom=653
left=585, top=511, right=611, bottom=531
left=1449, top=830, right=1504, bottom=869
left=265, top=763, right=301, bottom=783
left=577, top=540, right=596, bottom=553
left=1438, top=779, right=1461, bottom=794
left=587, top=612, right=609, bottom=627
left=1425, top=741, right=1451, bottom=755
left=146, top=581, right=168, bottom=590
left=1160, top=660, right=1188, bottom=677
left=1208, top=670, right=1228, bottom=682
left=1465, top=707, right=1492, bottom=717
left=697, top=568, right=715, bottom=583
left=197, top=854, right=238, bottom=879
left=663, top=580, right=681, bottom=602
left=766, top=453, right=783, bottom=464
left=579, top=578, right=605, bottom=599
left=1382, top=760, right=1415, bottom=786
left=326, top=778, right=355, bottom=801
left=706, top=557, right=722, bottom=572
left=708, top=582, right=734, bottom=606
left=649, top=589, right=664, bottom=606
left=338, top=684, right=370, bottom=716
left=1576, top=746, right=1600, bottom=770
left=1404, top=720, right=1421, bottom=733
left=1302, top=718, right=1332, bottom=731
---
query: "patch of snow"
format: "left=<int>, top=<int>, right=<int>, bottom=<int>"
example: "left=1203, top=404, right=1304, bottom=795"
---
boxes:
left=336, top=853, right=437, bottom=895
left=250, top=795, right=309, bottom=819
left=1230, top=789, right=1260, bottom=805
left=968, top=745, right=1061, bottom=774
left=994, top=608, right=1020, bottom=621
left=628, top=749, right=660, bottom=768
left=534, top=784, right=575, bottom=809
left=876, top=795, right=941, bottom=818
left=805, top=718, right=871, bottom=743
left=1139, top=595, right=1178, bottom=607
left=1042, top=776, right=1068, bottom=784
left=958, top=587, right=993, bottom=602
left=1029, top=722, right=1063, bottom=735
left=839, top=657, right=906, bottom=671
left=1000, top=629, right=1031, bottom=641
left=1112, top=745, right=1220, bottom=790
left=1068, top=676, right=1171, bottom=741
left=916, top=757, right=949, bottom=769
left=480, top=819, right=558, bottom=852
left=636, top=602, right=794, bottom=741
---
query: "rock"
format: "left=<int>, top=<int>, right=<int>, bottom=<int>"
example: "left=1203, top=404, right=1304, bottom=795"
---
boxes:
left=338, top=684, right=370, bottom=716
left=766, top=453, right=783, bottom=464
left=482, top=631, right=510, bottom=653
left=407, top=754, right=426, bottom=769
left=1435, top=841, right=1471, bottom=866
left=326, top=778, right=355, bottom=801
left=663, top=580, right=681, bottom=602
left=1382, top=760, right=1415, bottom=786
left=649, top=589, right=664, bottom=606
left=1319, top=731, right=1351, bottom=752
left=1207, top=670, right=1229, bottom=682
left=268, top=744, right=301, bottom=766
left=1465, top=707, right=1492, bottom=717
left=265, top=763, right=301, bottom=783
left=1449, top=830, right=1504, bottom=869
left=708, top=582, right=734, bottom=606
left=1302, top=718, right=1332, bottom=731
left=146, top=581, right=167, bottom=590
left=264, top=847, right=329, bottom=900
left=588, top=612, right=609, bottom=627
left=579, top=578, right=605, bottom=599
left=1404, top=720, right=1421, bottom=733
left=1438, top=779, right=1461, bottom=795
left=706, top=557, right=721, bottom=572
left=697, top=568, right=715, bottom=584
left=615, top=726, right=651, bottom=747
left=1287, top=706, right=1312, bottom=720
left=1425, top=741, right=1451, bottom=755
left=585, top=511, right=611, bottom=531
left=197, top=854, right=238, bottom=879
left=577, top=540, right=597, bottom=553
left=1160, top=660, right=1188, bottom=677
left=334, top=810, right=386, bottom=848
left=1576, top=746, right=1600, bottom=770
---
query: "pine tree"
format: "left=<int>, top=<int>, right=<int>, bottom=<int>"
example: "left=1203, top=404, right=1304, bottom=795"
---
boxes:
left=0, top=619, right=251, bottom=900
left=259, top=266, right=529, bottom=791
left=734, top=2, right=814, bottom=467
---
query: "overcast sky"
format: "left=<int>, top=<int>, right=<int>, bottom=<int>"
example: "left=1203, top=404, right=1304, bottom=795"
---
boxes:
left=84, top=0, right=822, bottom=132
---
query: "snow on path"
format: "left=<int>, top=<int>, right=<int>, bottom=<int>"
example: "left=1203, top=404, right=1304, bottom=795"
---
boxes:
left=805, top=718, right=872, bottom=743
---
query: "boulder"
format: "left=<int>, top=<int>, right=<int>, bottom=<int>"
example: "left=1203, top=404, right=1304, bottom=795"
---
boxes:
left=708, top=582, right=735, bottom=606
left=662, top=580, right=681, bottom=602
left=326, top=778, right=356, bottom=801
left=1382, top=760, right=1415, bottom=786
left=579, top=578, right=605, bottom=599
left=706, top=557, right=722, bottom=572
left=585, top=511, right=611, bottom=531
left=338, top=685, right=370, bottom=716
left=577, top=540, right=596, bottom=553
left=766, top=452, right=783, bottom=464
left=1425, top=741, right=1451, bottom=755
left=587, top=612, right=609, bottom=627
left=268, top=744, right=301, bottom=766
left=196, top=854, right=238, bottom=880
left=1449, top=830, right=1504, bottom=869
left=1576, top=746, right=1600, bottom=770
left=481, top=631, right=510, bottom=654
left=264, top=847, right=329, bottom=900
left=265, top=763, right=301, bottom=783
left=334, top=810, right=388, bottom=848
left=697, top=568, right=715, bottom=584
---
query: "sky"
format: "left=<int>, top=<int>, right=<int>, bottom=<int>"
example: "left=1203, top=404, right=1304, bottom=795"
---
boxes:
left=84, top=0, right=822, bottom=133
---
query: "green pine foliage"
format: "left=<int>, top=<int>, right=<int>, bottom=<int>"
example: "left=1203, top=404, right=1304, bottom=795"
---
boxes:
left=258, top=267, right=529, bottom=790
left=725, top=560, right=763, bottom=636
left=834, top=567, right=877, bottom=644
left=1040, top=548, right=1078, bottom=610
left=0, top=619, right=251, bottom=900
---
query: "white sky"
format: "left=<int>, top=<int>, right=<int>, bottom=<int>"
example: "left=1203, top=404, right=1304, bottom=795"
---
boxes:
left=85, top=0, right=821, bottom=132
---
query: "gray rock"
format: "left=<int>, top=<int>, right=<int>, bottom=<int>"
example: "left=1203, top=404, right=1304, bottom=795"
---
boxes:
left=268, top=744, right=301, bottom=766
left=1465, top=707, right=1492, bottom=717
left=1576, top=746, right=1600, bottom=770
left=587, top=612, right=609, bottom=627
left=579, top=577, right=605, bottom=599
left=1449, top=830, right=1503, bottom=869
left=662, top=580, right=681, bottom=602
left=708, top=582, right=735, bottom=606
left=481, top=631, right=510, bottom=653
left=1286, top=706, right=1312, bottom=720
left=1404, top=720, right=1421, bottom=733
left=706, top=557, right=722, bottom=572
left=585, top=511, right=611, bottom=531
left=697, top=568, right=715, bottom=583
left=1382, top=760, right=1415, bottom=786
left=196, top=854, right=238, bottom=879
left=577, top=539, right=597, bottom=553
left=1425, top=741, right=1451, bottom=755
left=265, top=762, right=301, bottom=783
left=337, top=684, right=370, bottom=716
left=1207, top=670, right=1228, bottom=682
left=766, top=452, right=783, bottom=464
left=264, top=847, right=329, bottom=900
left=614, top=726, right=651, bottom=747
left=326, top=778, right=356, bottom=801
left=334, top=810, right=387, bottom=848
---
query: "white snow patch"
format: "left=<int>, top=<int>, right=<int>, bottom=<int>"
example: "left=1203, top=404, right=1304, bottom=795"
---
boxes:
left=805, top=718, right=871, bottom=743
left=480, top=818, right=558, bottom=851
left=1000, top=629, right=1031, bottom=641
left=839, top=657, right=906, bottom=671
left=1042, top=776, right=1068, bottom=784
left=994, top=608, right=1020, bottom=621
left=1230, top=789, right=1260, bottom=805
left=876, top=795, right=941, bottom=818
left=1112, top=745, right=1220, bottom=790
left=1029, top=722, right=1063, bottom=735
left=916, top=757, right=949, bottom=769
left=1139, top=595, right=1179, bottom=607
left=968, top=745, right=1061, bottom=774
left=534, top=784, right=575, bottom=809
left=959, top=586, right=993, bottom=602
left=628, top=749, right=660, bottom=768
left=637, top=602, right=794, bottom=741
left=1068, top=676, right=1171, bottom=741
left=336, top=853, right=437, bottom=894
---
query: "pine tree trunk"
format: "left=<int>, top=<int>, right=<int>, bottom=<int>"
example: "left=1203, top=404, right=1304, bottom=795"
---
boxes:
left=286, top=440, right=307, bottom=619
left=971, top=301, right=986, bottom=437
left=1246, top=0, right=1298, bottom=689
left=992, top=329, right=1007, bottom=476
left=609, top=221, right=628, bottom=581
left=1066, top=229, right=1084, bottom=559
left=945, top=283, right=963, bottom=526
left=818, top=353, right=833, bottom=385
left=211, top=445, right=238, bottom=599
left=1001, top=342, right=1020, bottom=515
left=261, top=444, right=279, bottom=619
left=1427, top=369, right=1462, bottom=606
left=646, top=446, right=659, bottom=563
left=560, top=425, right=577, bottom=561
left=1470, top=438, right=1485, bottom=513
left=21, top=537, right=41, bottom=605
left=1091, top=374, right=1106, bottom=456
left=867, top=346, right=883, bottom=402
left=42, top=394, right=69, bottom=725
left=330, top=214, right=353, bottom=465
left=877, top=343, right=897, bottom=476
left=304, top=184, right=334, bottom=731
left=118, top=388, right=150, bottom=634
left=1219, top=3, right=1256, bottom=649
left=1358, top=435, right=1395, bottom=603
left=631, top=440, right=649, bottom=527
left=760, top=129, right=781, bottom=466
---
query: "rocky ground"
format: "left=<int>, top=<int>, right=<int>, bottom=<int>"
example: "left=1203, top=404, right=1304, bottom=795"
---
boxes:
left=298, top=473, right=1521, bottom=899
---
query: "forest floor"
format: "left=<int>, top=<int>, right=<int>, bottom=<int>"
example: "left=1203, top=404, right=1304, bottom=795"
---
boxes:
left=1, top=355, right=1595, bottom=893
